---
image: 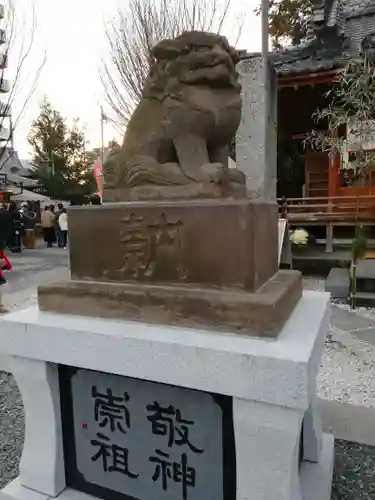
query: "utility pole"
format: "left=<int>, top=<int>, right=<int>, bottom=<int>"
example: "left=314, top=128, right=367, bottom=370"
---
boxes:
left=9, top=114, right=13, bottom=151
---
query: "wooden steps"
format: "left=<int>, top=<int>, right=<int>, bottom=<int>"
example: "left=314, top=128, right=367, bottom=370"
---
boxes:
left=352, top=259, right=375, bottom=305
left=307, top=152, right=329, bottom=198
left=351, top=291, right=375, bottom=301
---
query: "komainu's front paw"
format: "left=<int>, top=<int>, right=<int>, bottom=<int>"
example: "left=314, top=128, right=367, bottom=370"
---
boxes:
left=227, top=167, right=246, bottom=185
left=200, top=163, right=246, bottom=185
left=200, top=163, right=226, bottom=183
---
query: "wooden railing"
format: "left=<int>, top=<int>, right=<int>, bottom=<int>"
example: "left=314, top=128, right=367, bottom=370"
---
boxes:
left=278, top=196, right=375, bottom=252
left=278, top=196, right=375, bottom=222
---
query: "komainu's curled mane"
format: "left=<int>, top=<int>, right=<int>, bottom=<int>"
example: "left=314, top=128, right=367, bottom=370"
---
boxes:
left=104, top=31, right=246, bottom=201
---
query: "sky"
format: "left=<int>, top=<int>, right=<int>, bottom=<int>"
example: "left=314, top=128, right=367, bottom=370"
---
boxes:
left=8, top=0, right=262, bottom=159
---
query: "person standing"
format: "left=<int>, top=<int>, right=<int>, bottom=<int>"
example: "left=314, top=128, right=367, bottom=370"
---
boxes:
left=55, top=203, right=64, bottom=247
left=90, top=194, right=102, bottom=205
left=8, top=202, right=23, bottom=253
left=0, top=205, right=12, bottom=313
left=0, top=203, right=11, bottom=250
left=0, top=248, right=12, bottom=313
left=21, top=202, right=37, bottom=250
left=58, top=208, right=68, bottom=249
left=49, top=205, right=57, bottom=245
left=41, top=206, right=55, bottom=247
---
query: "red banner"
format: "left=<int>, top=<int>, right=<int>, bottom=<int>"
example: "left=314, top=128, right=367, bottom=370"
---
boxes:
left=93, top=159, right=104, bottom=199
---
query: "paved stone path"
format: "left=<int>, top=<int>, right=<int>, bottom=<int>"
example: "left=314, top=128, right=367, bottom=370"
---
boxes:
left=0, top=246, right=69, bottom=371
left=2, top=245, right=69, bottom=311
left=331, top=304, right=375, bottom=345
left=304, top=278, right=375, bottom=345
left=0, top=245, right=70, bottom=487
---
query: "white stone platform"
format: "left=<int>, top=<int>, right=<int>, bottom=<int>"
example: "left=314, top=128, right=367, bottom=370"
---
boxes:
left=0, top=291, right=334, bottom=500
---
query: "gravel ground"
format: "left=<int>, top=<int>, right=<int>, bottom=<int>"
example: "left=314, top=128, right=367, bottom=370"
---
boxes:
left=303, top=276, right=375, bottom=498
left=334, top=301, right=375, bottom=322
left=332, top=440, right=375, bottom=500
left=317, top=325, right=375, bottom=406
left=304, top=276, right=375, bottom=406
left=0, top=373, right=24, bottom=489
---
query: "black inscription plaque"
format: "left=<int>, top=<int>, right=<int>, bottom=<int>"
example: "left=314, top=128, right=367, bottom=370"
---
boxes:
left=59, top=366, right=236, bottom=500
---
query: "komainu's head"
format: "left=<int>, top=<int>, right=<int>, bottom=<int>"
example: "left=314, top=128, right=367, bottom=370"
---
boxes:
left=144, top=31, right=241, bottom=99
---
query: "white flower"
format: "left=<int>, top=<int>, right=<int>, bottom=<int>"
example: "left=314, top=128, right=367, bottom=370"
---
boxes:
left=290, top=228, right=309, bottom=246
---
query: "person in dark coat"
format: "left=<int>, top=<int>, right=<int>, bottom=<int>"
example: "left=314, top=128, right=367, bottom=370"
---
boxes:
left=90, top=194, right=102, bottom=205
left=0, top=204, right=7, bottom=251
left=0, top=204, right=12, bottom=251
left=55, top=203, right=64, bottom=247
left=8, top=202, right=23, bottom=252
left=20, top=202, right=36, bottom=230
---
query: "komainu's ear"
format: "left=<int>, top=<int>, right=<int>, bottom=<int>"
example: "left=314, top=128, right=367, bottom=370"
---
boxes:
left=230, top=49, right=240, bottom=65
left=152, top=39, right=184, bottom=60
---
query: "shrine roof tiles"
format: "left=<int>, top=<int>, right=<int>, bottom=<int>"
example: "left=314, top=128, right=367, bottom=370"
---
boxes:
left=273, top=52, right=351, bottom=75
left=343, top=0, right=375, bottom=18
left=240, top=45, right=352, bottom=76
left=240, top=0, right=375, bottom=77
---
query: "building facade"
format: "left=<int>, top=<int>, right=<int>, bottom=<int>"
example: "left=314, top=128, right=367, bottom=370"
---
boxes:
left=242, top=0, right=375, bottom=199
left=0, top=2, right=36, bottom=201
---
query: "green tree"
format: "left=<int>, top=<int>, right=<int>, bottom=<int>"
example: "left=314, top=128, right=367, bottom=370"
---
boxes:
left=28, top=99, right=96, bottom=200
left=305, top=58, right=375, bottom=307
left=256, top=0, right=312, bottom=48
left=306, top=59, right=375, bottom=187
left=86, top=138, right=122, bottom=163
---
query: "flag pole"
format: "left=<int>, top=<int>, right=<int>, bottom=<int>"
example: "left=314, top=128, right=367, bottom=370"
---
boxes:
left=100, top=106, right=105, bottom=168
left=261, top=0, right=269, bottom=63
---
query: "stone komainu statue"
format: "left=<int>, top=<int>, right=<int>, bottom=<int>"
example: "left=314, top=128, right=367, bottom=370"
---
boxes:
left=103, top=31, right=246, bottom=201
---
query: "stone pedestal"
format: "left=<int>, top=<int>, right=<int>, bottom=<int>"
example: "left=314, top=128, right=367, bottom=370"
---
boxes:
left=0, top=291, right=333, bottom=500
left=37, top=199, right=302, bottom=337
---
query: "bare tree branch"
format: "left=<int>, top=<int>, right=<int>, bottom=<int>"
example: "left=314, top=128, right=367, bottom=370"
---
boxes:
left=0, top=0, right=47, bottom=172
left=101, top=0, right=244, bottom=132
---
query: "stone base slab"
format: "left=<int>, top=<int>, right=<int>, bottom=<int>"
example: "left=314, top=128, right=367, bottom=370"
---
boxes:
left=319, top=399, right=375, bottom=447
left=38, top=270, right=302, bottom=337
left=0, top=292, right=330, bottom=407
left=0, top=432, right=333, bottom=500
left=104, top=182, right=246, bottom=202
left=300, top=433, right=334, bottom=500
